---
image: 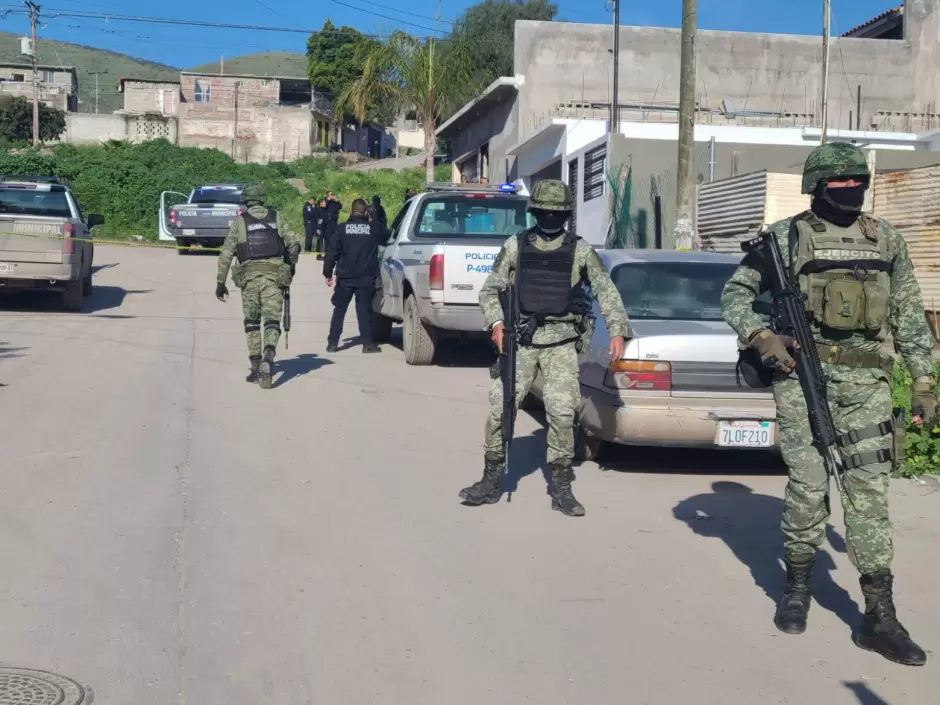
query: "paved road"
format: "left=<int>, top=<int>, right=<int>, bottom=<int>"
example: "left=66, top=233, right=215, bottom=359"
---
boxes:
left=0, top=246, right=937, bottom=705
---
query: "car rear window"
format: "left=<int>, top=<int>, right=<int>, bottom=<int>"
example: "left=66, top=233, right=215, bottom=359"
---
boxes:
left=413, top=195, right=534, bottom=239
left=191, top=188, right=243, bottom=205
left=610, top=261, right=739, bottom=321
left=0, top=186, right=72, bottom=218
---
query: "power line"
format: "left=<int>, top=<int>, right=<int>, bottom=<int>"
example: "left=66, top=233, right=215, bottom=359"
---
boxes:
left=331, top=0, right=456, bottom=26
left=0, top=6, right=449, bottom=38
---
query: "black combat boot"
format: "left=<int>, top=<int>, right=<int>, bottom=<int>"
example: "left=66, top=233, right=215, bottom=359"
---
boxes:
left=245, top=355, right=261, bottom=383
left=362, top=343, right=381, bottom=354
left=549, top=463, right=585, bottom=517
left=258, top=346, right=275, bottom=390
left=774, top=554, right=814, bottom=634
left=458, top=453, right=504, bottom=505
left=854, top=570, right=927, bottom=666
left=326, top=342, right=338, bottom=353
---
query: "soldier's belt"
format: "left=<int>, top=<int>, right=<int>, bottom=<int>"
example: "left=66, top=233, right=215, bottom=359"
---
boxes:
left=816, top=343, right=893, bottom=372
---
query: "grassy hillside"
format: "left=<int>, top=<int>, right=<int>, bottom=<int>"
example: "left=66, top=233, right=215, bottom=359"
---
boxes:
left=0, top=32, right=179, bottom=114
left=187, top=52, right=308, bottom=78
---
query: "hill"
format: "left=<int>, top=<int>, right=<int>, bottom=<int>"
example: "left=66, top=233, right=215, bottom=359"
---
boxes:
left=186, top=51, right=308, bottom=78
left=0, top=32, right=179, bottom=114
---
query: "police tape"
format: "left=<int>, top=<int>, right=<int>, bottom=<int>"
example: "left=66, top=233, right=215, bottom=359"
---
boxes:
left=2, top=230, right=327, bottom=255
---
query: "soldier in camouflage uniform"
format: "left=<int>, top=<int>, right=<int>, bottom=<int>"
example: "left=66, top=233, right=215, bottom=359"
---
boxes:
left=216, top=183, right=301, bottom=389
left=721, top=143, right=937, bottom=666
left=459, top=179, right=632, bottom=516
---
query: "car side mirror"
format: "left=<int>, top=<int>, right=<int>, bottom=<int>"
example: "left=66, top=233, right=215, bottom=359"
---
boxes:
left=87, top=214, right=104, bottom=228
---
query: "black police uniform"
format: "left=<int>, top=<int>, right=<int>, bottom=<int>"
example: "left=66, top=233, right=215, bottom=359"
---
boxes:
left=323, top=198, right=343, bottom=255
left=323, top=214, right=386, bottom=348
left=302, top=202, right=317, bottom=252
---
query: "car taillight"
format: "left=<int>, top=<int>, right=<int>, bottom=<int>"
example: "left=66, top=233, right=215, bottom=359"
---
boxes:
left=237, top=207, right=244, bottom=216
left=62, top=222, right=74, bottom=255
left=605, top=360, right=671, bottom=391
left=429, top=254, right=444, bottom=290
left=169, top=208, right=177, bottom=225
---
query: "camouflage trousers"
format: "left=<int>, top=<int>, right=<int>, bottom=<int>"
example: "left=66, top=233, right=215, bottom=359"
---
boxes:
left=240, top=274, right=284, bottom=357
left=774, top=365, right=893, bottom=574
left=484, top=342, right=580, bottom=467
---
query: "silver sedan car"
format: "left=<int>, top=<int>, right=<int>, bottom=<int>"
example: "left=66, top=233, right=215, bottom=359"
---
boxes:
left=528, top=249, right=778, bottom=461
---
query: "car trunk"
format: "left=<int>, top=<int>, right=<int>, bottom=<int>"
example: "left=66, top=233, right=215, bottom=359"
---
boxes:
left=629, top=319, right=771, bottom=399
left=172, top=203, right=241, bottom=231
left=0, top=216, right=67, bottom=264
left=439, top=238, right=506, bottom=305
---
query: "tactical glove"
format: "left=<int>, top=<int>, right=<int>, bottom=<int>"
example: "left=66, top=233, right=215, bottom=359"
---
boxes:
left=215, top=282, right=229, bottom=301
left=749, top=328, right=797, bottom=373
left=912, top=377, right=937, bottom=428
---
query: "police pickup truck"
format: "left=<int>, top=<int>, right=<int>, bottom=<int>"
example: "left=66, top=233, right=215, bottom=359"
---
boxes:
left=372, top=182, right=533, bottom=365
left=158, top=184, right=245, bottom=253
left=0, top=175, right=102, bottom=311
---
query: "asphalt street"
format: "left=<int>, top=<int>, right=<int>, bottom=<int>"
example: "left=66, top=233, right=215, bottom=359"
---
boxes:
left=0, top=246, right=937, bottom=705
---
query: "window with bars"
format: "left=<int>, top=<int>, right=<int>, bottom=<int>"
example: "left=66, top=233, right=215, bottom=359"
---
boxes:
left=567, top=157, right=579, bottom=231
left=582, top=144, right=606, bottom=202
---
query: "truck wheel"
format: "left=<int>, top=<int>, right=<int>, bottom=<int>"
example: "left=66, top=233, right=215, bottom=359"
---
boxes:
left=62, top=279, right=83, bottom=311
left=403, top=293, right=437, bottom=365
left=573, top=421, right=606, bottom=463
left=177, top=238, right=190, bottom=255
left=82, top=270, right=93, bottom=297
left=372, top=313, right=393, bottom=343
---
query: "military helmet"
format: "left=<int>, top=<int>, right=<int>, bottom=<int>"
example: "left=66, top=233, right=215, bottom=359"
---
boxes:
left=243, top=183, right=266, bottom=204
left=801, top=143, right=871, bottom=194
left=528, top=179, right=574, bottom=212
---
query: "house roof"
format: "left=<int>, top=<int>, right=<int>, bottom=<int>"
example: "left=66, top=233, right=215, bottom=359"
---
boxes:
left=0, top=62, right=76, bottom=73
left=118, top=77, right=181, bottom=91
left=840, top=5, right=903, bottom=37
left=437, top=76, right=521, bottom=139
left=180, top=71, right=309, bottom=83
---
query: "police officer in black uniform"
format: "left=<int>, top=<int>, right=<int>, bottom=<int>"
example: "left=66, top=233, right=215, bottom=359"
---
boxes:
left=323, top=198, right=387, bottom=354
left=302, top=197, right=317, bottom=252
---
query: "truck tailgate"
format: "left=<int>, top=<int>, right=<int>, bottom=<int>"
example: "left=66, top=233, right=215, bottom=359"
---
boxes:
left=0, top=216, right=66, bottom=263
left=441, top=239, right=505, bottom=305
left=173, top=203, right=241, bottom=230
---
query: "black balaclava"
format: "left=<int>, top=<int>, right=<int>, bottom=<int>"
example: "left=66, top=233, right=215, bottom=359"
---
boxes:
left=811, top=178, right=868, bottom=227
left=531, top=209, right=570, bottom=238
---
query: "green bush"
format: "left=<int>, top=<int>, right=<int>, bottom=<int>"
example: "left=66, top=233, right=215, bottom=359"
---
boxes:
left=891, top=360, right=940, bottom=478
left=0, top=141, right=450, bottom=239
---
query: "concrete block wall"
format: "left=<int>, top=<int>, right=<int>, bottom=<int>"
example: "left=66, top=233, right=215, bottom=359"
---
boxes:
left=61, top=113, right=129, bottom=144
left=123, top=81, right=180, bottom=116
left=180, top=74, right=280, bottom=109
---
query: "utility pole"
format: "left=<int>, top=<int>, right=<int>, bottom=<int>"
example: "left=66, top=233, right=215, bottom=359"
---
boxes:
left=90, top=70, right=108, bottom=114
left=25, top=1, right=40, bottom=147
left=611, top=0, right=620, bottom=133
left=674, top=0, right=697, bottom=250
left=232, top=80, right=241, bottom=160
left=820, top=0, right=831, bottom=144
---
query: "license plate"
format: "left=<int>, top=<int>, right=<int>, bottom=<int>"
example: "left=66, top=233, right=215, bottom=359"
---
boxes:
left=717, top=420, right=774, bottom=448
left=0, top=262, right=14, bottom=273
left=183, top=229, right=196, bottom=235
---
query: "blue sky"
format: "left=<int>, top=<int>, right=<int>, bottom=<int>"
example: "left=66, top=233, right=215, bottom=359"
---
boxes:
left=0, top=0, right=900, bottom=69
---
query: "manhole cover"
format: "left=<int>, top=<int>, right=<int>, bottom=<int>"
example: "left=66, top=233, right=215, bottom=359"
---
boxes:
left=0, top=667, right=90, bottom=705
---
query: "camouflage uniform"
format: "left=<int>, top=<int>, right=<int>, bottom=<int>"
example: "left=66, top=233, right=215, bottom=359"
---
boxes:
left=460, top=179, right=631, bottom=516
left=721, top=143, right=934, bottom=665
left=217, top=183, right=301, bottom=388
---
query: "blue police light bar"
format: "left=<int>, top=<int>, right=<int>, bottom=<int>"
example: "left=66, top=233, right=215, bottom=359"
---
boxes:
left=499, top=182, right=516, bottom=193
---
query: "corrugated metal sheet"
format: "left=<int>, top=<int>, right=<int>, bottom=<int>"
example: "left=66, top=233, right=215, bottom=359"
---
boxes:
left=874, top=166, right=940, bottom=309
left=764, top=173, right=810, bottom=224
left=697, top=170, right=767, bottom=254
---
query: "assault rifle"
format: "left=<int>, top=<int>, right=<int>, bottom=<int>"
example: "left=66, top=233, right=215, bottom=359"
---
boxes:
left=741, top=229, right=845, bottom=492
left=494, top=282, right=519, bottom=481
left=283, top=289, right=291, bottom=350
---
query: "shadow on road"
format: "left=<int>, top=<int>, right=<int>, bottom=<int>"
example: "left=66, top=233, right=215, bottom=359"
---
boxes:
left=91, top=262, right=119, bottom=274
left=385, top=327, right=495, bottom=369
left=0, top=287, right=150, bottom=314
left=843, top=681, right=891, bottom=705
left=0, top=342, right=28, bottom=360
left=673, top=481, right=861, bottom=630
left=459, top=430, right=552, bottom=506
left=274, top=353, right=334, bottom=387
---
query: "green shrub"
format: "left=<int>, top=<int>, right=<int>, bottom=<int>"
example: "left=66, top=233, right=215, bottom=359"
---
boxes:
left=0, top=141, right=450, bottom=239
left=891, top=360, right=940, bottom=478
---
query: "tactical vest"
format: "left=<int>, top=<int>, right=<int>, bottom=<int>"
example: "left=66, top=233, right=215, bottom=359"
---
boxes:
left=789, top=211, right=891, bottom=341
left=235, top=208, right=285, bottom=263
left=516, top=230, right=579, bottom=317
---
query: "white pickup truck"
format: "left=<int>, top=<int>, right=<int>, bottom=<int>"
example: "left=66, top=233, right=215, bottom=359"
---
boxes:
left=371, top=182, right=534, bottom=365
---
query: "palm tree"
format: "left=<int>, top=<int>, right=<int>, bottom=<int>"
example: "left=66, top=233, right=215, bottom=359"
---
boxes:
left=336, top=31, right=473, bottom=182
